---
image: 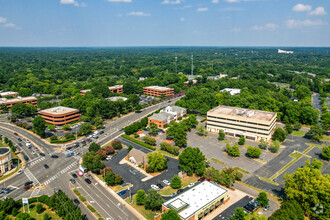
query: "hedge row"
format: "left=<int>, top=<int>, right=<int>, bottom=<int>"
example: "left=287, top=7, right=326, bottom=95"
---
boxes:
left=50, top=137, right=75, bottom=143
left=160, top=142, right=179, bottom=156
left=121, top=135, right=156, bottom=151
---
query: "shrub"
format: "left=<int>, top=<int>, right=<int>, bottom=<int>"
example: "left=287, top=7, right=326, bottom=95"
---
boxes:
left=50, top=135, right=58, bottom=141
left=136, top=190, right=146, bottom=205
left=146, top=152, right=167, bottom=173
left=256, top=192, right=269, bottom=207
left=226, top=143, right=240, bottom=157
left=238, top=135, right=245, bottom=145
left=121, top=135, right=156, bottom=150
left=247, top=146, right=262, bottom=158
left=259, top=138, right=268, bottom=149
left=218, top=130, right=225, bottom=141
left=134, top=133, right=139, bottom=138
left=95, top=150, right=107, bottom=160
left=160, top=142, right=179, bottom=156
left=43, top=213, right=50, bottom=220
left=170, top=175, right=181, bottom=189
left=63, top=124, right=70, bottom=130
left=89, top=142, right=101, bottom=152
left=65, top=133, right=74, bottom=139
left=272, top=128, right=287, bottom=142
left=322, top=146, right=330, bottom=160
left=128, top=145, right=133, bottom=153
left=11, top=207, right=18, bottom=217
left=104, top=145, right=115, bottom=155
left=111, top=140, right=122, bottom=150
left=50, top=137, right=75, bottom=143
left=269, top=141, right=280, bottom=153
left=36, top=203, right=44, bottom=214
left=142, top=136, right=156, bottom=146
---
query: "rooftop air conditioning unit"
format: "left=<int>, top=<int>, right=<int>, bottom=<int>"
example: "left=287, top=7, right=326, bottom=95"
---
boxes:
left=247, top=111, right=254, bottom=117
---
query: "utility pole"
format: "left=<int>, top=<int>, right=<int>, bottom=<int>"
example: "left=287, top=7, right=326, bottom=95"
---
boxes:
left=191, top=55, right=194, bottom=76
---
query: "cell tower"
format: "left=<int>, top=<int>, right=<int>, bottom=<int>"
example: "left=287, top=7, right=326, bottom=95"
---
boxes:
left=191, top=55, right=194, bottom=75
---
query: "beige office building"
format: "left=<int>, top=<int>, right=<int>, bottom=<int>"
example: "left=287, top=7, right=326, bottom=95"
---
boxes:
left=0, top=148, right=13, bottom=175
left=207, top=105, right=277, bottom=141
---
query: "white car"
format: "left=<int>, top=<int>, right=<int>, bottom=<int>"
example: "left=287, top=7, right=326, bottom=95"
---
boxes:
left=106, top=156, right=112, bottom=161
left=188, top=183, right=195, bottom=188
left=32, top=151, right=36, bottom=155
left=26, top=139, right=30, bottom=143
left=151, top=184, right=160, bottom=190
left=17, top=170, right=23, bottom=175
left=162, top=180, right=170, bottom=186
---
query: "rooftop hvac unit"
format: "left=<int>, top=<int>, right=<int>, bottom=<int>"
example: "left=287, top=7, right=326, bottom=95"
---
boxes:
left=17, top=96, right=22, bottom=99
left=247, top=111, right=255, bottom=117
left=235, top=109, right=246, bottom=115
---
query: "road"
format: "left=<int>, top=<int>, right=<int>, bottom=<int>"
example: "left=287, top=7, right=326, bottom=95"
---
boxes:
left=0, top=95, right=183, bottom=220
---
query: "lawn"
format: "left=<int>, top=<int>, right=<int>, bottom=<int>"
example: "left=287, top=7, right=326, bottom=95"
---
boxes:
left=125, top=195, right=156, bottom=220
left=13, top=203, right=61, bottom=220
left=320, top=136, right=330, bottom=141
left=211, top=158, right=226, bottom=165
left=292, top=130, right=306, bottom=137
left=158, top=175, right=199, bottom=196
left=289, top=151, right=302, bottom=159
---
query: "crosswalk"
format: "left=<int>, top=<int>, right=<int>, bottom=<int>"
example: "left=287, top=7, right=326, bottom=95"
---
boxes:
left=30, top=188, right=40, bottom=197
left=28, top=157, right=46, bottom=167
left=43, top=161, right=78, bottom=186
left=24, top=168, right=40, bottom=185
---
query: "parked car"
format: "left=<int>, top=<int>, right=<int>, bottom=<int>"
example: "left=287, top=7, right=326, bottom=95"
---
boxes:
left=206, top=178, right=210, bottom=181
left=85, top=178, right=91, bottom=184
left=34, top=147, right=38, bottom=151
left=166, top=137, right=173, bottom=140
left=26, top=139, right=30, bottom=143
left=74, top=142, right=79, bottom=148
left=14, top=132, right=18, bottom=136
left=78, top=171, right=84, bottom=176
left=23, top=155, right=29, bottom=161
left=81, top=140, right=86, bottom=145
left=106, top=155, right=112, bottom=161
left=151, top=184, right=160, bottom=190
left=156, top=183, right=163, bottom=189
left=263, top=205, right=270, bottom=211
left=198, top=177, right=205, bottom=182
left=18, top=138, right=22, bottom=141
left=86, top=174, right=93, bottom=180
left=18, top=143, right=23, bottom=147
left=118, top=190, right=127, bottom=196
left=170, top=192, right=177, bottom=197
left=177, top=189, right=184, bottom=194
left=44, top=164, right=49, bottom=169
left=72, top=173, right=78, bottom=178
left=162, top=180, right=170, bottom=185
left=188, top=183, right=195, bottom=188
left=74, top=199, right=80, bottom=205
left=100, top=131, right=104, bottom=134
left=70, top=178, right=76, bottom=184
left=51, top=155, right=59, bottom=158
left=32, top=151, right=36, bottom=155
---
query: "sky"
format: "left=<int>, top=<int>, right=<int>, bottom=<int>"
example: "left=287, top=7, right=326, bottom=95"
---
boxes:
left=0, top=0, right=329, bottom=47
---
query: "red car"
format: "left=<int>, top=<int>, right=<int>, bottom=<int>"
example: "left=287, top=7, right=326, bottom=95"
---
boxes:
left=166, top=137, right=172, bottom=140
left=14, top=132, right=18, bottom=136
left=198, top=177, right=205, bottom=182
left=206, top=178, right=211, bottom=181
left=24, top=184, right=32, bottom=190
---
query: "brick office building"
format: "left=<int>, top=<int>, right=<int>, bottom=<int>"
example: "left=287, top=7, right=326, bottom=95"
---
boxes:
left=148, top=106, right=187, bottom=129
left=38, top=106, right=80, bottom=126
left=143, top=86, right=174, bottom=97
left=0, top=91, right=18, bottom=98
left=0, top=96, right=37, bottom=111
left=80, top=85, right=123, bottom=96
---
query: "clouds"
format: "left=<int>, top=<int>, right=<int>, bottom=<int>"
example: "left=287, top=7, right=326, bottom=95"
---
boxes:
left=0, top=16, right=20, bottom=29
left=292, top=3, right=327, bottom=16
left=126, top=11, right=151, bottom=16
left=286, top=19, right=325, bottom=28
left=196, top=7, right=208, bottom=12
left=107, top=0, right=132, bottom=2
left=251, top=23, right=278, bottom=31
left=161, top=0, right=181, bottom=4
left=309, top=7, right=327, bottom=16
left=60, top=0, right=86, bottom=7
left=292, top=3, right=312, bottom=12
left=211, top=0, right=219, bottom=3
left=180, top=17, right=185, bottom=22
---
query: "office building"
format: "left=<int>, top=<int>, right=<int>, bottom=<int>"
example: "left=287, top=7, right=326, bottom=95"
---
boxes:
left=38, top=106, right=80, bottom=126
left=107, top=96, right=128, bottom=102
left=0, top=96, right=37, bottom=110
left=143, top=86, right=174, bottom=97
left=80, top=89, right=91, bottom=96
left=160, top=181, right=229, bottom=220
left=148, top=106, right=187, bottom=128
left=108, top=85, right=123, bottom=94
left=0, top=91, right=18, bottom=98
left=0, top=148, right=13, bottom=174
left=207, top=105, right=277, bottom=141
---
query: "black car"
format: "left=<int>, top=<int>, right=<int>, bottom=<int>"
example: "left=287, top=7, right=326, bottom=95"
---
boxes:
left=156, top=183, right=163, bottom=189
left=18, top=138, right=22, bottom=142
left=81, top=140, right=86, bottom=145
left=51, top=155, right=59, bottom=158
left=85, top=178, right=91, bottom=184
left=70, top=178, right=76, bottom=184
left=44, top=164, right=49, bottom=169
left=23, top=155, right=29, bottom=161
left=66, top=147, right=72, bottom=150
left=74, top=199, right=80, bottom=205
left=18, top=143, right=23, bottom=147
left=177, top=189, right=184, bottom=194
left=74, top=142, right=79, bottom=148
left=100, top=131, right=104, bottom=134
left=72, top=173, right=78, bottom=178
left=40, top=153, right=45, bottom=156
left=24, top=181, right=33, bottom=186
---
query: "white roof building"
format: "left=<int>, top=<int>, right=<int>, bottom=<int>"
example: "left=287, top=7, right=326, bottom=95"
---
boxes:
left=220, top=88, right=241, bottom=96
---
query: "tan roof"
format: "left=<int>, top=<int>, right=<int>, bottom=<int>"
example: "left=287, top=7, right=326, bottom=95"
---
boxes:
left=144, top=86, right=173, bottom=91
left=108, top=85, right=123, bottom=89
left=208, top=105, right=276, bottom=123
left=0, top=96, right=37, bottom=104
left=39, top=106, right=79, bottom=115
left=128, top=148, right=147, bottom=164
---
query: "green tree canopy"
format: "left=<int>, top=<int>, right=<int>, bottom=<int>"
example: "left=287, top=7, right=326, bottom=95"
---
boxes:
left=146, top=152, right=167, bottom=173
left=161, top=209, right=180, bottom=220
left=32, top=116, right=46, bottom=138
left=170, top=175, right=182, bottom=189
left=178, top=147, right=206, bottom=176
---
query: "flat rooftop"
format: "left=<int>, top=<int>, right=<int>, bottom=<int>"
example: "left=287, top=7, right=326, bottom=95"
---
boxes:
left=0, top=96, right=37, bottom=104
left=39, top=106, right=79, bottom=115
left=81, top=89, right=91, bottom=93
left=144, top=86, right=173, bottom=91
left=108, top=85, right=123, bottom=89
left=208, top=105, right=276, bottom=122
left=163, top=181, right=227, bottom=220
left=0, top=91, right=18, bottom=96
left=107, top=96, right=128, bottom=101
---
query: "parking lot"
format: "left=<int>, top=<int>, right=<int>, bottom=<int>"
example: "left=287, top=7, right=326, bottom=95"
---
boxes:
left=214, top=196, right=253, bottom=220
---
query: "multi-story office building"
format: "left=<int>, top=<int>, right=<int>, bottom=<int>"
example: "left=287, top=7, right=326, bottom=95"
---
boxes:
left=0, top=91, right=18, bottom=98
left=159, top=181, right=229, bottom=220
left=108, top=85, right=123, bottom=94
left=80, top=85, right=123, bottom=96
left=38, top=106, right=80, bottom=126
left=207, top=105, right=277, bottom=141
left=0, top=96, right=37, bottom=110
left=143, top=86, right=174, bottom=97
left=148, top=106, right=187, bottom=128
left=0, top=148, right=13, bottom=175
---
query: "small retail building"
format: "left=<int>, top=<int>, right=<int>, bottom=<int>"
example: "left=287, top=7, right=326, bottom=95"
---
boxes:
left=143, top=86, right=174, bottom=97
left=38, top=106, right=80, bottom=126
left=0, top=148, right=13, bottom=175
left=148, top=106, right=187, bottom=128
left=127, top=148, right=147, bottom=169
left=0, top=96, right=37, bottom=111
left=0, top=91, right=18, bottom=98
left=160, top=181, right=229, bottom=220
left=207, top=105, right=277, bottom=141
